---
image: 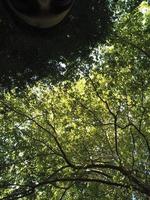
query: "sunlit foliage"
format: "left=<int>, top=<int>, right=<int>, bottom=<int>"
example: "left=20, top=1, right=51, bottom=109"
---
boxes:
left=0, top=1, right=149, bottom=199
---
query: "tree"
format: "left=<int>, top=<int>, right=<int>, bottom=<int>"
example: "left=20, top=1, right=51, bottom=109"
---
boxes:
left=0, top=0, right=142, bottom=88
left=0, top=0, right=111, bottom=88
left=0, top=1, right=150, bottom=199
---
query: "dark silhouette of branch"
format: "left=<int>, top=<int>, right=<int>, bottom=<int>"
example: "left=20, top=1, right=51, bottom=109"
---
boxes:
left=88, top=77, right=121, bottom=162
left=59, top=184, right=73, bottom=200
left=131, top=122, right=150, bottom=155
left=0, top=100, right=74, bottom=168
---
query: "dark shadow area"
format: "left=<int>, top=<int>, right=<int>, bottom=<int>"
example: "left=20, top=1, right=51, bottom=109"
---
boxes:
left=0, top=0, right=112, bottom=89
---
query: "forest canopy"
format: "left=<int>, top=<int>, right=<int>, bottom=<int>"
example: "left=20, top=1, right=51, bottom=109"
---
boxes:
left=0, top=1, right=150, bottom=199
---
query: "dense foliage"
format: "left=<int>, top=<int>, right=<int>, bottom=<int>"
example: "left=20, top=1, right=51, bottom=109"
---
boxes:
left=0, top=1, right=150, bottom=199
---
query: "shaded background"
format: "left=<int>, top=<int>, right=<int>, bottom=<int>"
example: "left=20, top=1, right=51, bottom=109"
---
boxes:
left=0, top=0, right=111, bottom=88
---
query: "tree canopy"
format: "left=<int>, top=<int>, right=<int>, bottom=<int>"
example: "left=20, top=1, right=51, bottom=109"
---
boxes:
left=0, top=0, right=111, bottom=88
left=0, top=0, right=143, bottom=88
left=0, top=1, right=150, bottom=199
